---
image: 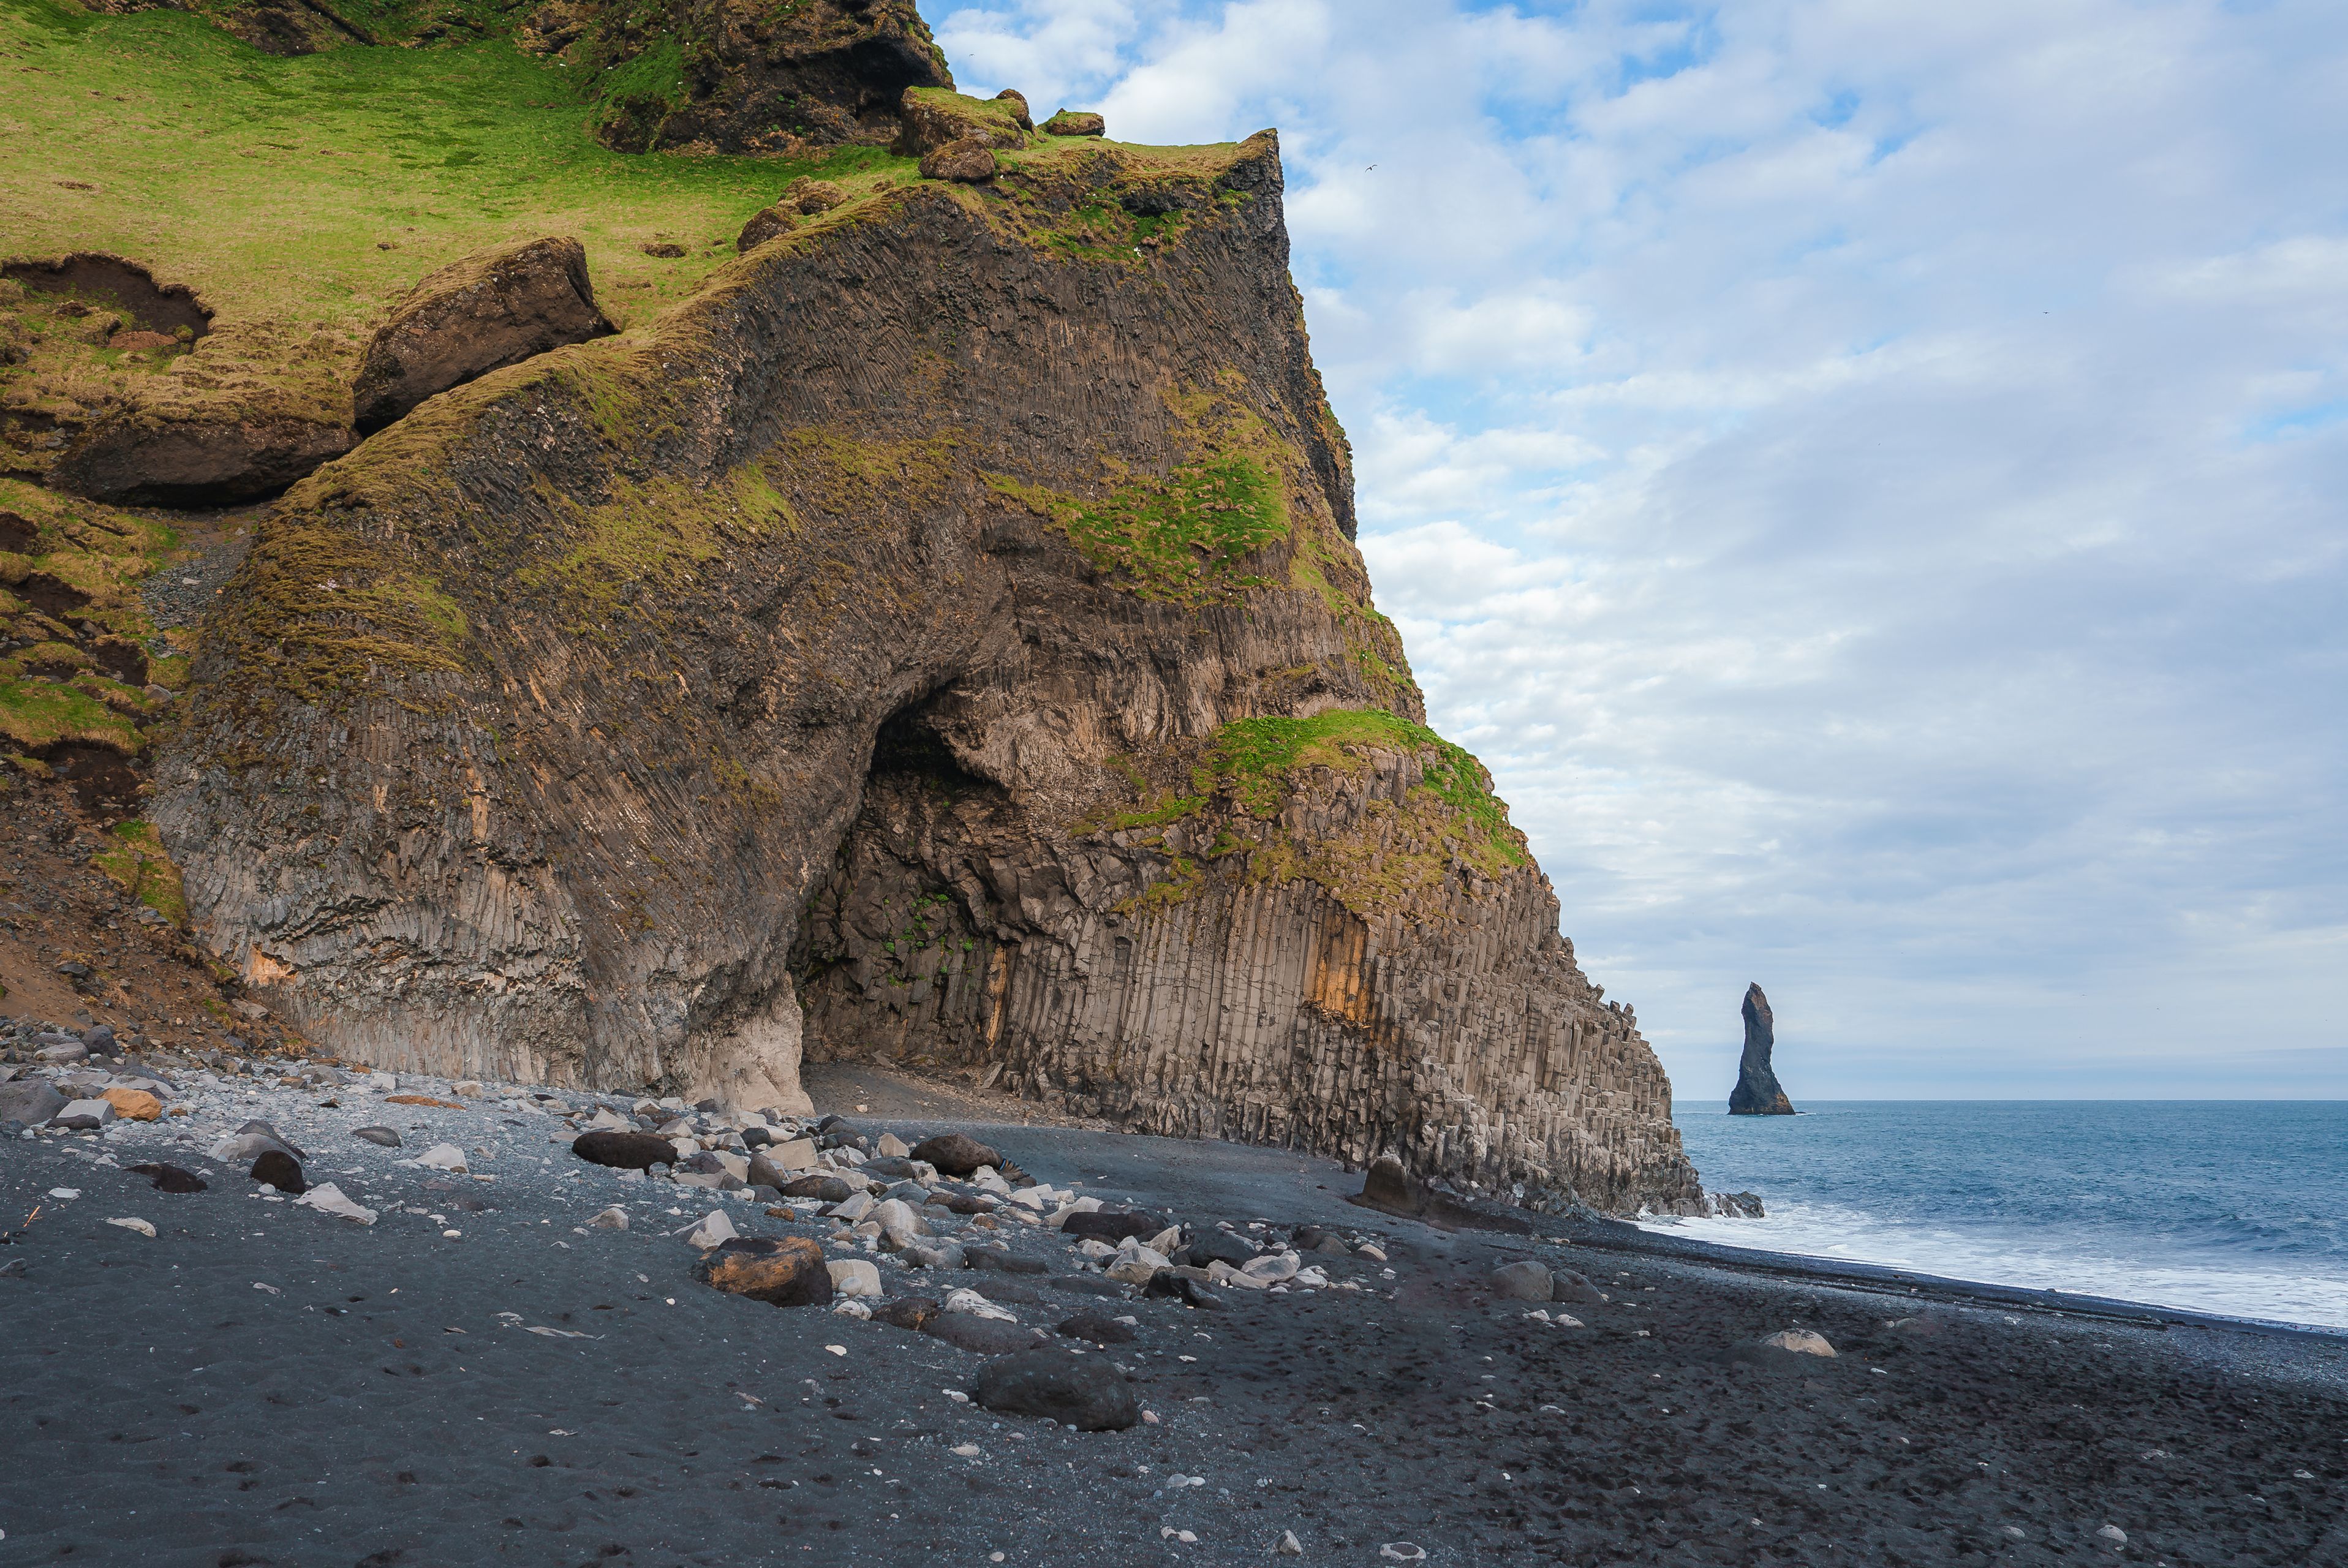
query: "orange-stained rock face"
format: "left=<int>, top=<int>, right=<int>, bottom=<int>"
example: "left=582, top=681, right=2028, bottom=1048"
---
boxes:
left=694, top=1238, right=834, bottom=1307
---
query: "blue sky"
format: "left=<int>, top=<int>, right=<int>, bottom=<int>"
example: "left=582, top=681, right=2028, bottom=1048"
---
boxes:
left=928, top=0, right=2348, bottom=1100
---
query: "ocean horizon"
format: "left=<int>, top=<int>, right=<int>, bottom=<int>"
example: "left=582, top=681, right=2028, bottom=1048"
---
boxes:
left=1645, top=1099, right=2348, bottom=1331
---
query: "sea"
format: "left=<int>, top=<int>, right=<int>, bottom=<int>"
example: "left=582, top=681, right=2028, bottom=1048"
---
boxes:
left=1641, top=1101, right=2348, bottom=1332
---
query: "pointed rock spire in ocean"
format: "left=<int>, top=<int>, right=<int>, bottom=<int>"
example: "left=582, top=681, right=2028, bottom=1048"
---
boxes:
left=1729, top=982, right=1796, bottom=1115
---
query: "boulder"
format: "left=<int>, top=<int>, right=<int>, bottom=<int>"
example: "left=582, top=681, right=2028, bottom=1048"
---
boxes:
left=249, top=1149, right=307, bottom=1194
left=1490, top=1261, right=1554, bottom=1301
left=736, top=205, right=797, bottom=253
left=589, top=1205, right=630, bottom=1229
left=922, top=1314, right=1040, bottom=1355
left=783, top=1173, right=856, bottom=1204
left=352, top=1126, right=402, bottom=1147
left=687, top=1209, right=739, bottom=1248
left=967, top=1248, right=1047, bottom=1276
left=99, top=1087, right=160, bottom=1121
left=1043, top=110, right=1106, bottom=137
left=127, top=1161, right=208, bottom=1193
left=415, top=1143, right=469, bottom=1172
left=695, top=1236, right=833, bottom=1306
left=1758, top=1329, right=1835, bottom=1357
left=875, top=1132, right=911, bottom=1158
left=572, top=1130, right=678, bottom=1170
left=972, top=1349, right=1139, bottom=1431
left=994, top=88, right=1034, bottom=131
left=784, top=176, right=847, bottom=214
left=51, top=1098, right=115, bottom=1131
left=910, top=1132, right=1000, bottom=1176
left=52, top=407, right=353, bottom=507
left=1549, top=1268, right=1605, bottom=1304
left=894, top=87, right=1027, bottom=156
left=0, top=1079, right=66, bottom=1127
left=236, top=1120, right=306, bottom=1158
left=1056, top=1310, right=1136, bottom=1346
left=873, top=1295, right=942, bottom=1330
left=1184, top=1230, right=1260, bottom=1268
left=919, top=137, right=997, bottom=183
left=827, top=1259, right=883, bottom=1297
left=351, top=237, right=615, bottom=434
left=1062, top=1210, right=1166, bottom=1244
left=1353, top=1155, right=1423, bottom=1218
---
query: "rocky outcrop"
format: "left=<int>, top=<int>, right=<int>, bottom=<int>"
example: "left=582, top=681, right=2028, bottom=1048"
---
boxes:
left=568, top=0, right=953, bottom=154
left=52, top=404, right=352, bottom=506
left=1729, top=982, right=1795, bottom=1115
left=154, top=124, right=1704, bottom=1214
left=351, top=238, right=614, bottom=435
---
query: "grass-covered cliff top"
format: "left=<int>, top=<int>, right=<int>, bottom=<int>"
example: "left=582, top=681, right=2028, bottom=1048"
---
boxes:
left=0, top=2, right=1249, bottom=429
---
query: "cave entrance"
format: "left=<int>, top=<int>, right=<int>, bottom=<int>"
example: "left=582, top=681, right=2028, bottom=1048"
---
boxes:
left=793, top=695, right=1014, bottom=1090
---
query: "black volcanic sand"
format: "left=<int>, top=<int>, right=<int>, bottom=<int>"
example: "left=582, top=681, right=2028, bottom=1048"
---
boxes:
left=3, top=1084, right=2346, bottom=1566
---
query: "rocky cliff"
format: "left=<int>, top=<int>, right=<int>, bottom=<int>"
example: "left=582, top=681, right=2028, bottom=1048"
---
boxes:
left=134, top=81, right=1700, bottom=1212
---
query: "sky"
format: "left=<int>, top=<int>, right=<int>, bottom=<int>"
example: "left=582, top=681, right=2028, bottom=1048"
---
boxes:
left=927, top=0, right=2348, bottom=1101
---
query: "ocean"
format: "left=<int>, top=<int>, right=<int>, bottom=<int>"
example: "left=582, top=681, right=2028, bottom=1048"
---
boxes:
left=1642, top=1101, right=2348, bottom=1331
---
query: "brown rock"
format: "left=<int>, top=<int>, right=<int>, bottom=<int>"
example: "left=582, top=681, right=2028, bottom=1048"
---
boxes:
left=994, top=88, right=1033, bottom=131
left=51, top=407, right=353, bottom=507
left=640, top=241, right=687, bottom=258
left=1043, top=110, right=1106, bottom=137
left=919, top=137, right=997, bottom=183
left=737, top=205, right=796, bottom=253
left=894, top=86, right=1026, bottom=156
left=350, top=236, right=614, bottom=434
left=908, top=1131, right=998, bottom=1176
left=785, top=176, right=848, bottom=214
left=99, top=1087, right=160, bottom=1121
left=1353, top=1155, right=1424, bottom=1218
left=571, top=1130, right=678, bottom=1170
left=693, top=1235, right=833, bottom=1306
left=129, top=1161, right=208, bottom=1193
left=783, top=1173, right=856, bottom=1203
left=872, top=1295, right=941, bottom=1330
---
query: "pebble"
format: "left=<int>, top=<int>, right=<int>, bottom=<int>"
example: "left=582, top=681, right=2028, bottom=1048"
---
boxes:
left=827, top=1259, right=883, bottom=1297
left=296, top=1183, right=378, bottom=1224
left=1277, top=1529, right=1304, bottom=1555
left=105, top=1216, right=156, bottom=1237
left=352, top=1126, right=402, bottom=1147
left=1380, top=1544, right=1427, bottom=1562
left=415, top=1144, right=469, bottom=1172
left=2097, top=1525, right=2128, bottom=1546
left=1491, top=1260, right=1553, bottom=1300
left=687, top=1210, right=739, bottom=1248
left=589, top=1206, right=630, bottom=1229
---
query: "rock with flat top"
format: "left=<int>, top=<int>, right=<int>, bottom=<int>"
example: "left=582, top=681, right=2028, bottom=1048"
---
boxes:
left=919, top=137, right=997, bottom=183
left=51, top=1098, right=115, bottom=1131
left=249, top=1149, right=307, bottom=1194
left=572, top=1131, right=675, bottom=1170
left=1044, top=110, right=1106, bottom=137
left=0, top=1079, right=66, bottom=1127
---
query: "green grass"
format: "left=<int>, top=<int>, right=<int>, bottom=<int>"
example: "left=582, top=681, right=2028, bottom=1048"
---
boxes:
left=985, top=453, right=1286, bottom=606
left=91, top=817, right=187, bottom=924
left=0, top=0, right=915, bottom=417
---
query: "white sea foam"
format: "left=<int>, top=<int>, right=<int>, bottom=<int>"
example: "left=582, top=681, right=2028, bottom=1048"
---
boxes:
left=1640, top=1200, right=2348, bottom=1330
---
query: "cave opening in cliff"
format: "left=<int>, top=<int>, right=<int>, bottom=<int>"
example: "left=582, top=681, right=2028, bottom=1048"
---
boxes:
left=793, top=696, right=1017, bottom=1082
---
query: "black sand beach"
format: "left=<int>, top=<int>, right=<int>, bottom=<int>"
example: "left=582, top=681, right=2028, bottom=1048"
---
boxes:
left=2, top=1058, right=2343, bottom=1568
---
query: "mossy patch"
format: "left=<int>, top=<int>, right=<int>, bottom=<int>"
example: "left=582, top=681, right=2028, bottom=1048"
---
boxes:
left=1101, top=707, right=1531, bottom=920
left=0, top=672, right=141, bottom=754
left=513, top=456, right=797, bottom=635
left=91, top=818, right=187, bottom=925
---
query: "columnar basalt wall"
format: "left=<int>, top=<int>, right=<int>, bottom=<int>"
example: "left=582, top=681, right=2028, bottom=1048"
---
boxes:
left=156, top=128, right=1704, bottom=1212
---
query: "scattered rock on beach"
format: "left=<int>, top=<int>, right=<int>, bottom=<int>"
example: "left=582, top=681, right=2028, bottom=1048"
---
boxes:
left=924, top=1314, right=1041, bottom=1355
left=128, top=1161, right=207, bottom=1193
left=874, top=1296, right=941, bottom=1330
left=1354, top=1155, right=1423, bottom=1218
left=910, top=1132, right=1000, bottom=1176
left=785, top=1174, right=856, bottom=1204
left=1759, top=1329, right=1835, bottom=1357
left=100, top=1087, right=160, bottom=1121
left=2097, top=1525, right=2128, bottom=1548
left=105, top=1216, right=156, bottom=1237
left=687, top=1210, right=739, bottom=1248
left=353, top=1126, right=402, bottom=1147
left=1491, top=1261, right=1554, bottom=1300
left=828, top=1259, right=883, bottom=1298
left=1062, top=1210, right=1166, bottom=1244
left=572, top=1131, right=675, bottom=1170
left=968, top=1248, right=1047, bottom=1276
left=51, top=1098, right=115, bottom=1131
left=236, top=1120, right=305, bottom=1158
left=696, top=1237, right=834, bottom=1307
left=973, top=1349, right=1139, bottom=1431
left=1550, top=1268, right=1604, bottom=1304
left=415, top=1144, right=469, bottom=1172
left=0, top=1079, right=67, bottom=1126
left=296, top=1183, right=377, bottom=1224
left=249, top=1149, right=307, bottom=1194
left=589, top=1206, right=630, bottom=1229
left=1057, top=1310, right=1137, bottom=1346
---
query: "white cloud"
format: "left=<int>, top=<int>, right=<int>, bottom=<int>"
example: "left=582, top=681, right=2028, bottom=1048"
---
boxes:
left=930, top=0, right=2348, bottom=1098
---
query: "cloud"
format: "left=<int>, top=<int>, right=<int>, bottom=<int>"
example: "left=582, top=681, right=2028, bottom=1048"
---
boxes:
left=929, top=0, right=2348, bottom=1098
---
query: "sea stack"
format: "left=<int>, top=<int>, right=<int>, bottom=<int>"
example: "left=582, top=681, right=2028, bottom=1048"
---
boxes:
left=1728, top=982, right=1795, bottom=1115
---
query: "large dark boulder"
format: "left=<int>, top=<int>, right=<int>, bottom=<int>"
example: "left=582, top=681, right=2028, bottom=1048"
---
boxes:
left=351, top=238, right=614, bottom=434
left=1061, top=1210, right=1165, bottom=1244
left=249, top=1148, right=307, bottom=1194
left=922, top=1314, right=1042, bottom=1355
left=1729, top=982, right=1795, bottom=1115
left=572, top=1129, right=678, bottom=1170
left=0, top=1078, right=67, bottom=1128
left=909, top=1132, right=998, bottom=1175
left=972, top=1349, right=1139, bottom=1430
